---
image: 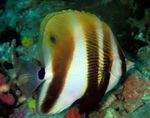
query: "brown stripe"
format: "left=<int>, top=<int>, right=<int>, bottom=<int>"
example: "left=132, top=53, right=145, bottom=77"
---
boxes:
left=76, top=18, right=101, bottom=114
left=77, top=21, right=113, bottom=114
left=41, top=34, right=74, bottom=113
left=86, top=26, right=99, bottom=92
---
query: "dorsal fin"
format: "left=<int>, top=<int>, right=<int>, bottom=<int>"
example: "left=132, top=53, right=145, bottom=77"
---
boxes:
left=40, top=9, right=98, bottom=36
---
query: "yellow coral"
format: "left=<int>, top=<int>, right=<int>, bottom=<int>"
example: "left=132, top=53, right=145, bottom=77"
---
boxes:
left=21, top=36, right=33, bottom=47
left=26, top=98, right=36, bottom=110
left=0, top=84, right=10, bottom=93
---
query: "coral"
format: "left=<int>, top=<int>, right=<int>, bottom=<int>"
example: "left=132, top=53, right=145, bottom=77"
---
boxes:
left=16, top=43, right=39, bottom=61
left=127, top=103, right=150, bottom=118
left=0, top=42, right=13, bottom=63
left=0, top=71, right=16, bottom=117
left=0, top=73, right=15, bottom=105
left=9, top=108, right=28, bottom=118
left=122, top=75, right=149, bottom=112
left=20, top=36, right=34, bottom=47
left=124, top=8, right=150, bottom=60
left=0, top=93, right=15, bottom=105
left=103, top=108, right=121, bottom=118
left=127, top=9, right=150, bottom=45
left=0, top=0, right=65, bottom=43
left=26, top=98, right=36, bottom=110
left=25, top=110, right=66, bottom=118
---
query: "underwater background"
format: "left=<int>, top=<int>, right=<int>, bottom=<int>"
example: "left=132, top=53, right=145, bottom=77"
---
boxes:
left=0, top=0, right=150, bottom=118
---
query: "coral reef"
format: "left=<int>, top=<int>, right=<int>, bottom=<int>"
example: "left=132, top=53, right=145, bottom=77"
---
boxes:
left=0, top=0, right=150, bottom=118
left=0, top=64, right=16, bottom=118
left=0, top=0, right=65, bottom=41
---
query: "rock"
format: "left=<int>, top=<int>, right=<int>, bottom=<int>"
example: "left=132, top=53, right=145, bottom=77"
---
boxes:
left=136, top=61, right=150, bottom=79
left=103, top=108, right=121, bottom=118
left=110, top=100, right=127, bottom=116
left=135, top=45, right=150, bottom=79
left=136, top=45, right=150, bottom=78
left=100, top=93, right=117, bottom=110
left=25, top=110, right=66, bottom=118
left=123, top=75, right=148, bottom=100
left=124, top=99, right=143, bottom=112
left=127, top=103, right=150, bottom=118
left=122, top=75, right=150, bottom=112
left=137, top=45, right=150, bottom=61
left=89, top=111, right=100, bottom=118
left=92, top=93, right=118, bottom=118
left=141, top=93, right=150, bottom=104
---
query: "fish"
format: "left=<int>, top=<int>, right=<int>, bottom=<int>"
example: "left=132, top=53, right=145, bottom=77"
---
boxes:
left=15, top=10, right=126, bottom=117
left=37, top=10, right=126, bottom=116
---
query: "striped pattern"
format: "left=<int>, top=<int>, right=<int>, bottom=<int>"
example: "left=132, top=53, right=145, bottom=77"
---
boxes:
left=39, top=10, right=126, bottom=115
left=86, top=26, right=99, bottom=92
left=76, top=16, right=114, bottom=113
left=81, top=14, right=100, bottom=93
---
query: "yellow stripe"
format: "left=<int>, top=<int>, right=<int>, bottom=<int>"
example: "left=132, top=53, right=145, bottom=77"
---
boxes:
left=100, top=21, right=113, bottom=90
left=101, top=21, right=114, bottom=60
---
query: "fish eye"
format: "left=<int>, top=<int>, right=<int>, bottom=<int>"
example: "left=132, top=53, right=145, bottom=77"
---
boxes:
left=38, top=67, right=45, bottom=80
left=49, top=36, right=56, bottom=44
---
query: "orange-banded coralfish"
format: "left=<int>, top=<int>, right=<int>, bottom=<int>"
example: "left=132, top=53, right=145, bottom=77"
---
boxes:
left=38, top=10, right=126, bottom=115
left=37, top=10, right=126, bottom=115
